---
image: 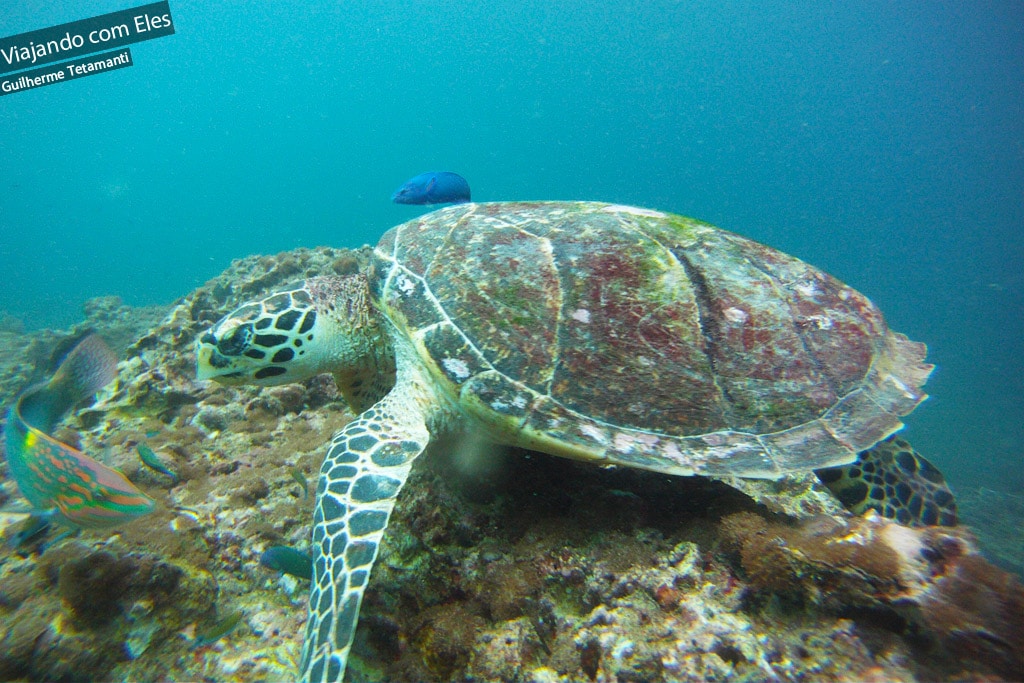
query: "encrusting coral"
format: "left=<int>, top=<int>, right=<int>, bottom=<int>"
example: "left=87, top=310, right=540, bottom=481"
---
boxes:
left=0, top=540, right=217, bottom=682
left=720, top=510, right=1024, bottom=680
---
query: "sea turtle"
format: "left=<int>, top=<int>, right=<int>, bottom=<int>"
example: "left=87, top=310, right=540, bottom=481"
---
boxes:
left=195, top=201, right=956, bottom=682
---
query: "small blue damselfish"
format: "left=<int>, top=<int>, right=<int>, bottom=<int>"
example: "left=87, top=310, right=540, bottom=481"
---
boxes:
left=260, top=545, right=313, bottom=580
left=391, top=171, right=471, bottom=205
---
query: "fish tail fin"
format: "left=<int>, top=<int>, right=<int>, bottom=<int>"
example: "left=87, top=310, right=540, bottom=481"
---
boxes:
left=27, top=335, right=118, bottom=432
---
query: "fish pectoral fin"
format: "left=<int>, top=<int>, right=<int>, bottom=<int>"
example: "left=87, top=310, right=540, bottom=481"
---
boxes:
left=423, top=176, right=437, bottom=200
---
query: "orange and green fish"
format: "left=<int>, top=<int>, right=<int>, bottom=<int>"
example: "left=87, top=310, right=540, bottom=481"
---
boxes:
left=4, top=334, right=155, bottom=527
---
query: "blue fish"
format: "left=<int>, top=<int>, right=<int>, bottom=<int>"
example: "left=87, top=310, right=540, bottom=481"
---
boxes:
left=260, top=545, right=313, bottom=580
left=391, top=171, right=471, bottom=205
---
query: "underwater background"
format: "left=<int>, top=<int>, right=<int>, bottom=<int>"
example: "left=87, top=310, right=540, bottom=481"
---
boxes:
left=1, top=0, right=1021, bottom=503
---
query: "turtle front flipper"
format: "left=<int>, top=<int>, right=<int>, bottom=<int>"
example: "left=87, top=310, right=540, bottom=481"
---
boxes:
left=302, top=376, right=431, bottom=683
left=816, top=435, right=957, bottom=527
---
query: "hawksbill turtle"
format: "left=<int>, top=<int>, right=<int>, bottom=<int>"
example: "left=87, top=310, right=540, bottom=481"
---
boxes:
left=195, top=201, right=956, bottom=682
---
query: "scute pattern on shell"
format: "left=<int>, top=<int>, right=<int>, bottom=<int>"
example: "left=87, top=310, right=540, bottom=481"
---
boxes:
left=372, top=202, right=931, bottom=478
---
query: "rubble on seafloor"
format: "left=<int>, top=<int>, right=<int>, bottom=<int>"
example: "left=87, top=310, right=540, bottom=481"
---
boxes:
left=0, top=246, right=1022, bottom=683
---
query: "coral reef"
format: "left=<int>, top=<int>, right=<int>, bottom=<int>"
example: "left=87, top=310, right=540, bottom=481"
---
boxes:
left=0, top=247, right=364, bottom=682
left=720, top=510, right=1024, bottom=681
left=1, top=245, right=1022, bottom=682
left=328, top=445, right=1023, bottom=682
left=0, top=540, right=216, bottom=682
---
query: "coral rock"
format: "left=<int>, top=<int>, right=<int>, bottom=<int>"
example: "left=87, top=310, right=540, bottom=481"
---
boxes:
left=720, top=510, right=1024, bottom=680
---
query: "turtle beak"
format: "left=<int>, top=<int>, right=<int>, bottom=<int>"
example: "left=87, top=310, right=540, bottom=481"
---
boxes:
left=195, top=337, right=247, bottom=384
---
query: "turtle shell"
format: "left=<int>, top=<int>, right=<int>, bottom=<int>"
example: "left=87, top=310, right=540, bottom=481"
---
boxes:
left=370, top=202, right=932, bottom=478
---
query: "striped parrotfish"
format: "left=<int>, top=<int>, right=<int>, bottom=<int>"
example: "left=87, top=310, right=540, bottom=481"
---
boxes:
left=4, top=334, right=155, bottom=527
left=391, top=171, right=471, bottom=205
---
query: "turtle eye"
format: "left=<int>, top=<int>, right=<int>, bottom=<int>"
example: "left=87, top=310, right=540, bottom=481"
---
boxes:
left=217, top=324, right=254, bottom=356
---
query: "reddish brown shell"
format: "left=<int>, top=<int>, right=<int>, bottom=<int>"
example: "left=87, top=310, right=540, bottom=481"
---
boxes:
left=371, top=202, right=932, bottom=478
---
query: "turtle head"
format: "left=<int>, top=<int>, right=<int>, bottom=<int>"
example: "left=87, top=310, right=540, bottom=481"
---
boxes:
left=196, top=276, right=396, bottom=405
left=196, top=282, right=326, bottom=387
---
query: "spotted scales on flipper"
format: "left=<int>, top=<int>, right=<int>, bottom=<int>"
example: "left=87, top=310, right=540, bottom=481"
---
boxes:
left=817, top=434, right=957, bottom=527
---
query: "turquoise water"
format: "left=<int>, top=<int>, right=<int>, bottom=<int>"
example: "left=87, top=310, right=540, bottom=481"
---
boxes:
left=1, top=2, right=1021, bottom=495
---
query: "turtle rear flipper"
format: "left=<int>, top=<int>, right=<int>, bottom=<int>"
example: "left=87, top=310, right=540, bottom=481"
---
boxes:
left=816, top=435, right=957, bottom=527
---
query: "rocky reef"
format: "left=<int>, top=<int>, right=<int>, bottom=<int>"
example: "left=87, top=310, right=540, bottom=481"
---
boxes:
left=1, top=246, right=1022, bottom=682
